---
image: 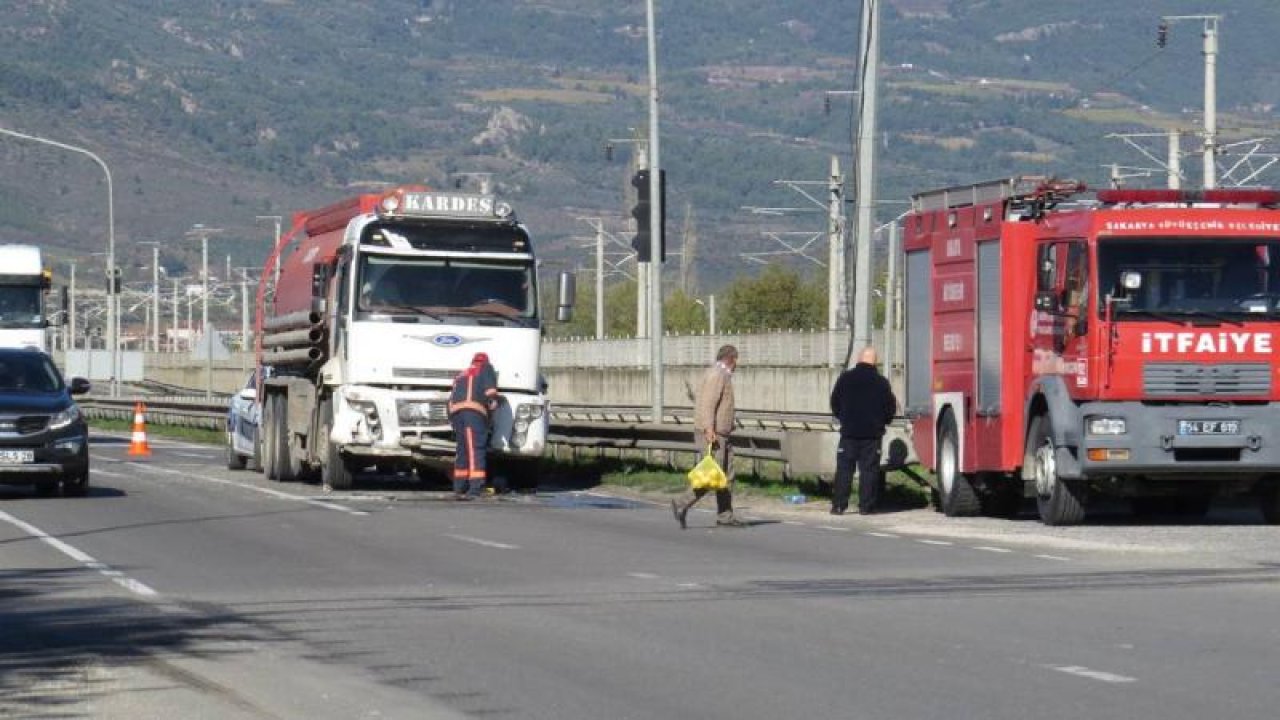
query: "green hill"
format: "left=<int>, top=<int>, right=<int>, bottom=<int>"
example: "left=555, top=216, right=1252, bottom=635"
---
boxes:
left=0, top=0, right=1277, bottom=292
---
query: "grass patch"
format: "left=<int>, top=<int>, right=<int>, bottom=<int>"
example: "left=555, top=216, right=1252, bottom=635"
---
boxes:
left=90, top=418, right=224, bottom=446
left=468, top=87, right=614, bottom=104
left=542, top=453, right=933, bottom=510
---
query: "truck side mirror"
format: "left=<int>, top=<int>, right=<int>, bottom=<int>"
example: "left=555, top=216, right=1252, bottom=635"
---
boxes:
left=1036, top=246, right=1056, bottom=292
left=310, top=263, right=328, bottom=313
left=556, top=271, right=576, bottom=322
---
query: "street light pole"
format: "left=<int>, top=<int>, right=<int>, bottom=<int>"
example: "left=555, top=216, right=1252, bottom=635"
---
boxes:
left=68, top=262, right=77, bottom=351
left=0, top=126, right=116, bottom=394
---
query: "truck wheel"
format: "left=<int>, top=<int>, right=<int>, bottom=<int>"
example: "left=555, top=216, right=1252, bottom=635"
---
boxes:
left=276, top=395, right=299, bottom=482
left=1259, top=482, right=1280, bottom=524
left=320, top=398, right=354, bottom=491
left=936, top=411, right=980, bottom=516
left=261, top=394, right=279, bottom=479
left=1028, top=414, right=1086, bottom=526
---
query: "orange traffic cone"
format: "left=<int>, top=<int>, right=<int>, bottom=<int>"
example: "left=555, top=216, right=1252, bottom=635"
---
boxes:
left=128, top=402, right=152, bottom=457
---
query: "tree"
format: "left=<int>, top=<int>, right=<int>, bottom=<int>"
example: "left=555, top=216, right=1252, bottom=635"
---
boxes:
left=720, top=263, right=823, bottom=332
left=664, top=289, right=709, bottom=334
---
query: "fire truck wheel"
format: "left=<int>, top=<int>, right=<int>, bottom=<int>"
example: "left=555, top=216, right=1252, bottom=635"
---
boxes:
left=320, top=397, right=354, bottom=491
left=1028, top=415, right=1086, bottom=526
left=936, top=411, right=980, bottom=517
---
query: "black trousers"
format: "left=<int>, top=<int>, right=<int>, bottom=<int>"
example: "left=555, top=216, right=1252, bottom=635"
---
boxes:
left=833, top=436, right=882, bottom=513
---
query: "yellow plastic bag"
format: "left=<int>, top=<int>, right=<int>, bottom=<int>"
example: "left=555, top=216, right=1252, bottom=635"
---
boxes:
left=688, top=445, right=728, bottom=491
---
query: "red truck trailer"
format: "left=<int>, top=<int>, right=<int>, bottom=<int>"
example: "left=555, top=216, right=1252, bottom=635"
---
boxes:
left=904, top=178, right=1280, bottom=525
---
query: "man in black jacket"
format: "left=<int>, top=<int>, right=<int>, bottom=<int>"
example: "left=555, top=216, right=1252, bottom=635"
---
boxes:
left=829, top=346, right=897, bottom=515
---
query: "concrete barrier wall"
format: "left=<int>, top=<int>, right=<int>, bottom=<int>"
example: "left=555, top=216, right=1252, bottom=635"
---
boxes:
left=544, top=366, right=841, bottom=413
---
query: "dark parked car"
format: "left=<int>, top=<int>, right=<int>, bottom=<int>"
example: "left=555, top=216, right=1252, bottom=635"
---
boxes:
left=0, top=349, right=91, bottom=496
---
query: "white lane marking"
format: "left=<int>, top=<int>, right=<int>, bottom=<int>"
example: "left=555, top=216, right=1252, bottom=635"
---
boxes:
left=918, top=539, right=953, bottom=546
left=443, top=533, right=519, bottom=550
left=865, top=531, right=899, bottom=538
left=0, top=509, right=159, bottom=598
left=782, top=520, right=803, bottom=526
left=973, top=545, right=1013, bottom=554
left=1034, top=554, right=1072, bottom=562
left=1048, top=665, right=1137, bottom=684
left=93, top=468, right=127, bottom=478
left=676, top=582, right=702, bottom=589
left=627, top=572, right=659, bottom=579
left=128, top=463, right=368, bottom=517
left=817, top=525, right=851, bottom=532
left=174, top=451, right=215, bottom=459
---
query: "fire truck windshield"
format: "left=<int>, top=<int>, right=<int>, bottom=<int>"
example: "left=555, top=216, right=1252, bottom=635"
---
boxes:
left=1098, top=237, right=1280, bottom=319
left=0, top=286, right=43, bottom=328
left=355, top=253, right=536, bottom=326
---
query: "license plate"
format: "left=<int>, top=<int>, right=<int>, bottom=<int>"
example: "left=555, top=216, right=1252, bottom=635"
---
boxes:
left=1178, top=419, right=1240, bottom=436
left=0, top=450, right=34, bottom=464
left=401, top=403, right=434, bottom=421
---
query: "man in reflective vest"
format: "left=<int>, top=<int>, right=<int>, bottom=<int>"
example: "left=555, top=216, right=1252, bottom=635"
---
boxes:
left=448, top=352, right=500, bottom=500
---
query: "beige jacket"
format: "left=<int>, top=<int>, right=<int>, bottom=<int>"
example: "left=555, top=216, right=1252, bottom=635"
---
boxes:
left=694, top=362, right=735, bottom=437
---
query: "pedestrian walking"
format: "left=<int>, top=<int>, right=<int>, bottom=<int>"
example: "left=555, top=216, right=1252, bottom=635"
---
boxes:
left=448, top=352, right=500, bottom=500
left=829, top=346, right=897, bottom=515
left=672, top=345, right=747, bottom=528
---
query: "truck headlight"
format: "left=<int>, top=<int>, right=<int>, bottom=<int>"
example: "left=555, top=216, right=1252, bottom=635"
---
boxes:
left=1087, top=418, right=1126, bottom=435
left=515, top=403, right=543, bottom=420
left=49, top=405, right=82, bottom=431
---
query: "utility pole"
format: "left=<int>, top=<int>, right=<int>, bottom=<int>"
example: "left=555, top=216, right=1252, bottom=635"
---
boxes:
left=188, top=224, right=223, bottom=398
left=828, top=155, right=845, bottom=367
left=257, top=215, right=284, bottom=286
left=68, top=262, right=77, bottom=351
left=594, top=222, right=606, bottom=339
left=171, top=278, right=179, bottom=352
left=849, top=0, right=881, bottom=365
left=1168, top=130, right=1182, bottom=189
left=1159, top=14, right=1221, bottom=189
left=644, top=0, right=664, bottom=419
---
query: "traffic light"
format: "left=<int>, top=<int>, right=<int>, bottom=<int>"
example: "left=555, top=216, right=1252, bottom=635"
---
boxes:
left=106, top=267, right=122, bottom=293
left=630, top=169, right=666, bottom=263
left=1156, top=21, right=1168, bottom=48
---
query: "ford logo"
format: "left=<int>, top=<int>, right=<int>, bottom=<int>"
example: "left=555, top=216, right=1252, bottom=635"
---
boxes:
left=431, top=334, right=464, bottom=347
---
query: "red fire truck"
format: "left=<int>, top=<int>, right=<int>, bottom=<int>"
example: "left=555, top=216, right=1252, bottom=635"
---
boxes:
left=904, top=178, right=1280, bottom=525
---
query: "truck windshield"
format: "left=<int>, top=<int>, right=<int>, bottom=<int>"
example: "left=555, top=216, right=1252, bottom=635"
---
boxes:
left=355, top=254, right=536, bottom=325
left=0, top=286, right=43, bottom=328
left=1098, top=237, right=1280, bottom=319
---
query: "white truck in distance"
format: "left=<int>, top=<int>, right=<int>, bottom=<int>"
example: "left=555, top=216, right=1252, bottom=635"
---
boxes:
left=0, top=245, right=51, bottom=352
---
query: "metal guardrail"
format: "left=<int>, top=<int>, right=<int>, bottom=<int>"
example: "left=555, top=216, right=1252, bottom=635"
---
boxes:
left=78, top=397, right=799, bottom=465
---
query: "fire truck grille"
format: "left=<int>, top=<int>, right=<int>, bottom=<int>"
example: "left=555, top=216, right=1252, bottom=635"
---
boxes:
left=1143, top=363, right=1271, bottom=397
left=397, top=399, right=449, bottom=426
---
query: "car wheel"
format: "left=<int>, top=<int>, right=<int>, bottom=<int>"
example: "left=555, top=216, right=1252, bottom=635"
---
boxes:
left=226, top=437, right=247, bottom=470
left=62, top=471, right=89, bottom=497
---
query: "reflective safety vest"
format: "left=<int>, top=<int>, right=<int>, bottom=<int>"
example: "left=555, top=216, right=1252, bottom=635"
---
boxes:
left=448, top=362, right=499, bottom=418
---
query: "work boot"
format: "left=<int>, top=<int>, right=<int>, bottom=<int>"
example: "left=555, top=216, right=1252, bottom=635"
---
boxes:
left=716, top=515, right=748, bottom=528
left=671, top=499, right=688, bottom=530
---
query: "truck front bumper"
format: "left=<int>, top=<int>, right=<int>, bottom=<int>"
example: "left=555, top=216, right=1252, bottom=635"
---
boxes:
left=1068, top=401, right=1280, bottom=480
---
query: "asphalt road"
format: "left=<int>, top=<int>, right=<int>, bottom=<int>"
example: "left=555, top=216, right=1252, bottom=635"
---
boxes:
left=2, top=435, right=1279, bottom=719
